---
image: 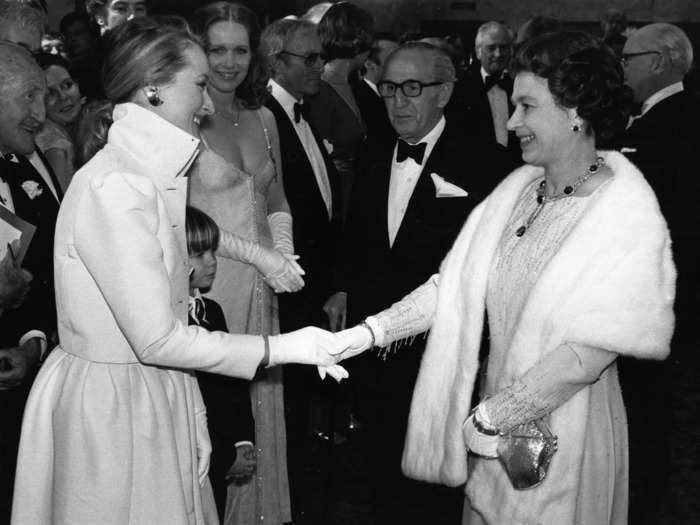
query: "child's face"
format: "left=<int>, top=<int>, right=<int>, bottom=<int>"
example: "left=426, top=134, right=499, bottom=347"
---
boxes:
left=189, top=249, right=217, bottom=291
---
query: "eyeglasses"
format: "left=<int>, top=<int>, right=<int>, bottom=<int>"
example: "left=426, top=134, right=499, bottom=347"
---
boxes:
left=279, top=50, right=323, bottom=67
left=377, top=79, right=444, bottom=98
left=620, top=51, right=661, bottom=66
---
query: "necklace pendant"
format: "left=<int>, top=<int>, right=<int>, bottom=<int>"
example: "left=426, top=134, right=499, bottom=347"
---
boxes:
left=515, top=225, right=526, bottom=237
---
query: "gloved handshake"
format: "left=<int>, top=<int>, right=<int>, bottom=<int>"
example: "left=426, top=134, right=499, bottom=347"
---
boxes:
left=267, top=324, right=376, bottom=383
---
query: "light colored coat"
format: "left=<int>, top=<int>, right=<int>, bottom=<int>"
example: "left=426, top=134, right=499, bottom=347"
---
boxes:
left=12, top=103, right=264, bottom=524
left=401, top=151, right=675, bottom=524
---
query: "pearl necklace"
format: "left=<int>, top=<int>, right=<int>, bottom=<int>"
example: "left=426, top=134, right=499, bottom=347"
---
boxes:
left=515, top=156, right=605, bottom=237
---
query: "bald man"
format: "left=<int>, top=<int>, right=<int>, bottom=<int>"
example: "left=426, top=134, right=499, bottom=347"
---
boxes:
left=328, top=42, right=507, bottom=524
left=618, top=23, right=700, bottom=524
left=0, top=42, right=60, bottom=522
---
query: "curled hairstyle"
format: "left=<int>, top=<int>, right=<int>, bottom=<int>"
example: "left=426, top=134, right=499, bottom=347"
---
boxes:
left=317, top=1, right=374, bottom=61
left=511, top=31, right=633, bottom=147
left=186, top=206, right=220, bottom=255
left=189, top=2, right=267, bottom=108
left=33, top=51, right=72, bottom=74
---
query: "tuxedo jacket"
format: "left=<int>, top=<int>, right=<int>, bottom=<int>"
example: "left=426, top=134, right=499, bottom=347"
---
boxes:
left=340, top=118, right=507, bottom=394
left=1, top=150, right=62, bottom=347
left=447, top=67, right=522, bottom=171
left=618, top=89, right=700, bottom=348
left=348, top=71, right=396, bottom=145
left=264, top=94, right=342, bottom=330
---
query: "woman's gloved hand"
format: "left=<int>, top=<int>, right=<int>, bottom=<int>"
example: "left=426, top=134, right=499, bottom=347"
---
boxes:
left=268, top=327, right=338, bottom=367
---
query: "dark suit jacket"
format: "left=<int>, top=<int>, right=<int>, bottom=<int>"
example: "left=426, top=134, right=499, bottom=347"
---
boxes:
left=348, top=71, right=396, bottom=145
left=340, top=118, right=507, bottom=397
left=264, top=94, right=342, bottom=330
left=0, top=150, right=61, bottom=523
left=447, top=67, right=522, bottom=172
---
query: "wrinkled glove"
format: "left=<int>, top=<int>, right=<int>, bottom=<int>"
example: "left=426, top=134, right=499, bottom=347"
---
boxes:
left=268, top=211, right=294, bottom=255
left=217, top=229, right=304, bottom=293
left=268, top=326, right=338, bottom=367
left=462, top=404, right=500, bottom=458
left=196, top=410, right=212, bottom=486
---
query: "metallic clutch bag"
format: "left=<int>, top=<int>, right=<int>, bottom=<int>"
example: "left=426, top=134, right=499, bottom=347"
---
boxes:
left=496, top=418, right=558, bottom=490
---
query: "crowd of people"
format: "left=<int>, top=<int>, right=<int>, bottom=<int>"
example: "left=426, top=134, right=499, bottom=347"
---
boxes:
left=0, top=1, right=698, bottom=524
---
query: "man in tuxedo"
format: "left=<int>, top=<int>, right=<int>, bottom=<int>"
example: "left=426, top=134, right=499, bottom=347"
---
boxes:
left=260, top=18, right=342, bottom=518
left=448, top=21, right=521, bottom=171
left=349, top=36, right=398, bottom=143
left=327, top=42, right=507, bottom=524
left=618, top=23, right=700, bottom=524
left=0, top=42, right=61, bottom=523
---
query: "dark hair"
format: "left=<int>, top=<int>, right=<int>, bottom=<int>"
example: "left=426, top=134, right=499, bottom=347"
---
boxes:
left=511, top=31, right=633, bottom=147
left=515, top=16, right=561, bottom=46
left=59, top=11, right=91, bottom=34
left=186, top=206, right=220, bottom=254
left=33, top=51, right=72, bottom=73
left=318, top=2, right=373, bottom=61
left=189, top=2, right=267, bottom=109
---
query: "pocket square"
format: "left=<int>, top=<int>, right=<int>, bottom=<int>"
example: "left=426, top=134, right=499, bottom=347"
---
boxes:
left=430, top=173, right=469, bottom=198
left=620, top=147, right=637, bottom=153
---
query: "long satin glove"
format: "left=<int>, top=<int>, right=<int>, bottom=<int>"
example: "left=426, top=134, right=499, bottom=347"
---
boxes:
left=317, top=324, right=373, bottom=380
left=195, top=410, right=212, bottom=486
left=268, top=211, right=306, bottom=280
left=217, top=229, right=304, bottom=293
left=268, top=327, right=338, bottom=367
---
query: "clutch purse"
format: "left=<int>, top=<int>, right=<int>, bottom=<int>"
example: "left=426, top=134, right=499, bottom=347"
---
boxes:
left=496, top=418, right=558, bottom=490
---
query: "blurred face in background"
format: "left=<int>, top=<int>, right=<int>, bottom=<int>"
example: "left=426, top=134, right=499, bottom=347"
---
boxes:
left=476, top=26, right=512, bottom=76
left=96, top=0, right=147, bottom=33
left=63, top=18, right=94, bottom=61
left=205, top=20, right=252, bottom=94
left=44, top=64, right=84, bottom=127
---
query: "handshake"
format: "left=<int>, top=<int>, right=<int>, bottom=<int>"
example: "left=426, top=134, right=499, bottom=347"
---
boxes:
left=268, top=324, right=375, bottom=382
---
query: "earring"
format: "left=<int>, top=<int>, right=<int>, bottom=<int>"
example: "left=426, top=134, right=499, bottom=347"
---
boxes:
left=571, top=123, right=581, bottom=132
left=145, top=86, right=163, bottom=106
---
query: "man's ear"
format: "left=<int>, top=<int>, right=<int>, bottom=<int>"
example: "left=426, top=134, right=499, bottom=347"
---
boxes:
left=437, top=81, right=455, bottom=108
left=649, top=52, right=667, bottom=75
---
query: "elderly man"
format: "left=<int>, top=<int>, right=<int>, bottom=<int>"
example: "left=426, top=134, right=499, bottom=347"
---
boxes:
left=448, top=21, right=520, bottom=170
left=0, top=41, right=59, bottom=523
left=618, top=22, right=700, bottom=525
left=0, top=1, right=44, bottom=52
left=328, top=42, right=507, bottom=524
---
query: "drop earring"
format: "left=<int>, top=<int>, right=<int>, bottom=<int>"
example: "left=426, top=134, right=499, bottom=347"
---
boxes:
left=145, top=86, right=163, bottom=106
left=571, top=123, right=581, bottom=132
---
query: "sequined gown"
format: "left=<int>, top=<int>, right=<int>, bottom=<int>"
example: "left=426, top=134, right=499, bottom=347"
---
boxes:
left=188, top=110, right=291, bottom=525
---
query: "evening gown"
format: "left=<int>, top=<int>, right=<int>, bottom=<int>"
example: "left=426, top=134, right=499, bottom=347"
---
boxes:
left=188, top=109, right=292, bottom=525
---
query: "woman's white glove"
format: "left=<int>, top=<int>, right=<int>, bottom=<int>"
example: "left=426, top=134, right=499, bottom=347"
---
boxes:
left=195, top=410, right=212, bottom=486
left=462, top=405, right=500, bottom=458
left=317, top=364, right=350, bottom=382
left=268, top=211, right=295, bottom=255
left=217, top=228, right=304, bottom=293
left=268, top=327, right=338, bottom=367
left=330, top=324, right=374, bottom=362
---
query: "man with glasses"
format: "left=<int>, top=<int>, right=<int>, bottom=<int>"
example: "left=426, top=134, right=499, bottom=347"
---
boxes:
left=328, top=42, right=506, bottom=524
left=618, top=22, right=700, bottom=525
left=260, top=18, right=341, bottom=519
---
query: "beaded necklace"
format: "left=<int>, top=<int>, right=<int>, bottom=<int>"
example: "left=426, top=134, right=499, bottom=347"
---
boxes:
left=515, top=156, right=605, bottom=237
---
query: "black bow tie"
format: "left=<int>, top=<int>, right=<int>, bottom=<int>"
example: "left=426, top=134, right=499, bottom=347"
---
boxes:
left=396, top=140, right=427, bottom=165
left=293, top=101, right=310, bottom=123
left=484, top=74, right=512, bottom=92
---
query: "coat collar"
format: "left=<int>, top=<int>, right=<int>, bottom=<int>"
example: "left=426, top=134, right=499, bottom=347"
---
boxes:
left=108, top=103, right=201, bottom=180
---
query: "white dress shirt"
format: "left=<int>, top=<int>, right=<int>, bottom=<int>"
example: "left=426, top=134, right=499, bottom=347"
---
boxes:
left=481, top=67, right=509, bottom=147
left=387, top=116, right=446, bottom=246
left=363, top=77, right=380, bottom=97
left=268, top=79, right=333, bottom=218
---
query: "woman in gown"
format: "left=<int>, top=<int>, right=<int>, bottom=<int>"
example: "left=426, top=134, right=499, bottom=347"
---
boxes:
left=188, top=4, right=302, bottom=524
left=11, top=18, right=336, bottom=525
left=329, top=32, right=676, bottom=524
